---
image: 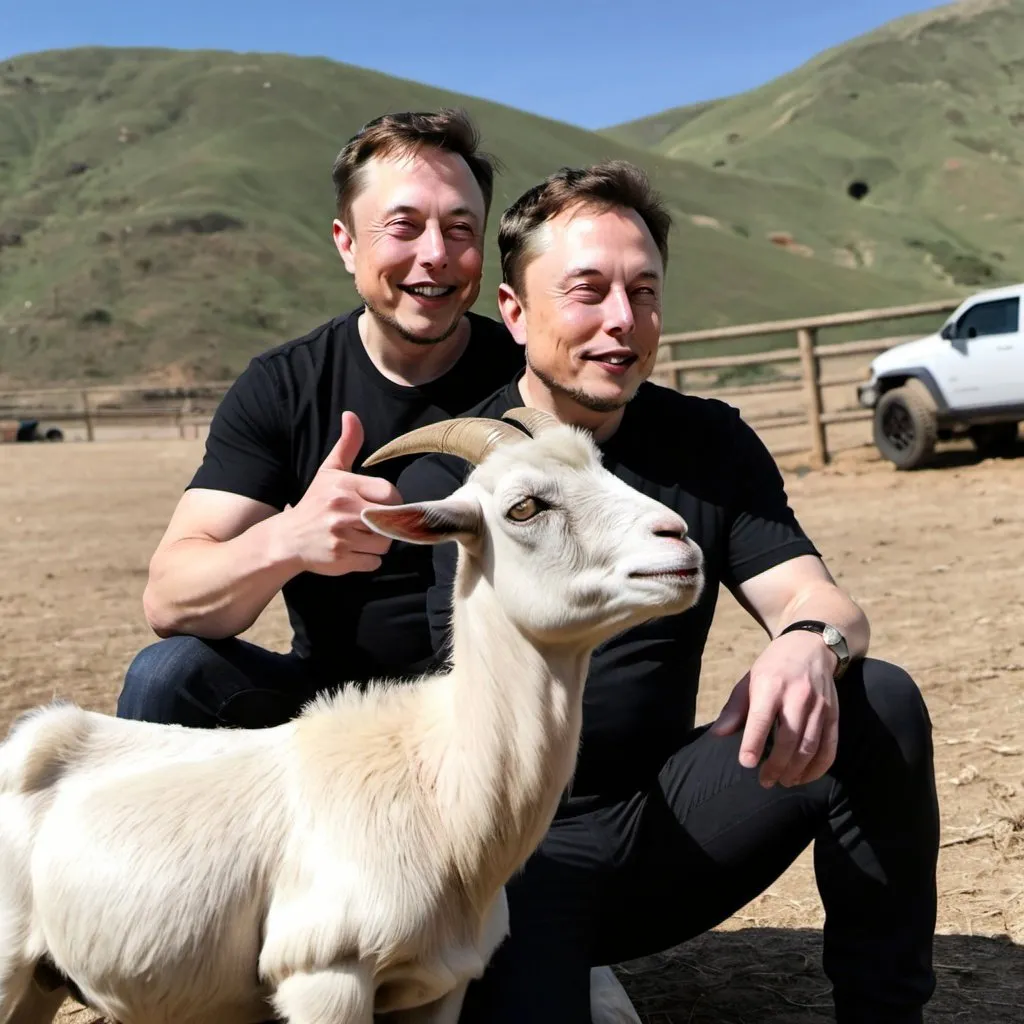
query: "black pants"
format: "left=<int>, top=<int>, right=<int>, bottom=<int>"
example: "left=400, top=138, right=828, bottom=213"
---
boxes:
left=117, top=641, right=938, bottom=1023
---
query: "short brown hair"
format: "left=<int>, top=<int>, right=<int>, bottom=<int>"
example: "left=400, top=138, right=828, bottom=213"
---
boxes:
left=498, top=160, right=672, bottom=298
left=331, top=108, right=496, bottom=228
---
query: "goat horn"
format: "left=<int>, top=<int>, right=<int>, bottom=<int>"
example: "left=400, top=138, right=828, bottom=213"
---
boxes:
left=501, top=407, right=562, bottom=436
left=361, top=417, right=527, bottom=468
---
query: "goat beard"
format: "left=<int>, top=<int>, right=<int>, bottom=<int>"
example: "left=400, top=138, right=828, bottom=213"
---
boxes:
left=527, top=356, right=639, bottom=414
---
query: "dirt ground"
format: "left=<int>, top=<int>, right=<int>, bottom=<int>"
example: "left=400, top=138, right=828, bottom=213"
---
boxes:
left=1, top=432, right=1022, bottom=1023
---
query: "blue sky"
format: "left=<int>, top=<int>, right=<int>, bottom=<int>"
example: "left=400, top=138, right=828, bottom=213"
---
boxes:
left=4, top=0, right=945, bottom=128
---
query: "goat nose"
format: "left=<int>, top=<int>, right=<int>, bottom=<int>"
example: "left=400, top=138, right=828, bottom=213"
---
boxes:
left=651, top=512, right=688, bottom=540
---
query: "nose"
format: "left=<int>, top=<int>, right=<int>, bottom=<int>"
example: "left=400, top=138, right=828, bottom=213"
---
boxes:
left=418, top=223, right=447, bottom=269
left=605, top=286, right=635, bottom=336
left=650, top=510, right=688, bottom=541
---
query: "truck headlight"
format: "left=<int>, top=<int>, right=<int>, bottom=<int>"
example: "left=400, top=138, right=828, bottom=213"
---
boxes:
left=857, top=381, right=877, bottom=408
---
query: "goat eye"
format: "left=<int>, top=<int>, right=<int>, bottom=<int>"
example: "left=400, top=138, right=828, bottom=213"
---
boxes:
left=506, top=497, right=545, bottom=522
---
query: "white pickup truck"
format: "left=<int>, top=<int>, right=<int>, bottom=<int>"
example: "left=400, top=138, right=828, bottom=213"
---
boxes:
left=856, top=283, right=1024, bottom=469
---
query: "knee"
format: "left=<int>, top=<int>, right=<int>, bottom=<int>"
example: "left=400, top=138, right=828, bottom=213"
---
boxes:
left=116, top=635, right=217, bottom=724
left=853, top=658, right=934, bottom=767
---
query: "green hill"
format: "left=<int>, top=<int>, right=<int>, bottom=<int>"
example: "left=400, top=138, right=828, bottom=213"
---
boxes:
left=0, top=40, right=990, bottom=385
left=603, top=0, right=1024, bottom=293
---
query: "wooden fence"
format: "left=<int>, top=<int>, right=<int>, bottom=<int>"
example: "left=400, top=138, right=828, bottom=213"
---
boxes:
left=650, top=297, right=962, bottom=464
left=0, top=297, right=963, bottom=462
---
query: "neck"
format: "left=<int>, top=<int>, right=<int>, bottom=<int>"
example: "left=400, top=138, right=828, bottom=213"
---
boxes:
left=431, top=557, right=590, bottom=895
left=518, top=370, right=625, bottom=442
left=358, top=309, right=471, bottom=387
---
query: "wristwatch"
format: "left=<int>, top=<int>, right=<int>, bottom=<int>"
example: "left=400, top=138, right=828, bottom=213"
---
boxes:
left=779, top=620, right=851, bottom=679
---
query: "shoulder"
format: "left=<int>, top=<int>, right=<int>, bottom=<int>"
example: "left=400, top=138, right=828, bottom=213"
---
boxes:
left=465, top=310, right=514, bottom=344
left=248, top=310, right=356, bottom=384
left=628, top=381, right=750, bottom=439
left=464, top=311, right=523, bottom=368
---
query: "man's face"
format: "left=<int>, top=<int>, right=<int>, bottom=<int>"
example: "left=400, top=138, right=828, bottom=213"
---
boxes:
left=334, top=148, right=486, bottom=344
left=500, top=204, right=663, bottom=412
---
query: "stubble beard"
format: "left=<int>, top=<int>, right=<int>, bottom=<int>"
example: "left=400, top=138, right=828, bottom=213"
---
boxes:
left=361, top=291, right=466, bottom=347
left=527, top=353, right=638, bottom=414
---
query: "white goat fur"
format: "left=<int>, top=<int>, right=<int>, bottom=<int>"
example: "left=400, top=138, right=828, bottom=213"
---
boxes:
left=0, top=419, right=703, bottom=1024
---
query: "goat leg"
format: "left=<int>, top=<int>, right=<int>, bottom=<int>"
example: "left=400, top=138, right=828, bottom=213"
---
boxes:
left=272, top=962, right=374, bottom=1024
left=0, top=963, right=65, bottom=1024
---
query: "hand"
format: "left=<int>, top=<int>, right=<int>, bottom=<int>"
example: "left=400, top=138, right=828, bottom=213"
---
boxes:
left=279, top=411, right=402, bottom=576
left=711, top=629, right=840, bottom=788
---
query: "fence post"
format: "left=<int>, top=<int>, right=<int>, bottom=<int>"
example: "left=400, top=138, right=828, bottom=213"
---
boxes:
left=796, top=328, right=827, bottom=465
left=81, top=390, right=94, bottom=442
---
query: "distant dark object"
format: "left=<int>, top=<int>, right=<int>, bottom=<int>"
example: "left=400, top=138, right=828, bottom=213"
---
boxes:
left=713, top=159, right=727, bottom=168
left=0, top=231, right=23, bottom=250
left=146, top=212, right=245, bottom=236
left=1, top=420, right=65, bottom=443
left=67, top=162, right=90, bottom=176
left=80, top=308, right=113, bottom=325
left=136, top=257, right=153, bottom=272
left=726, top=132, right=742, bottom=144
left=848, top=92, right=859, bottom=100
left=945, top=108, right=967, bottom=127
left=847, top=181, right=870, bottom=200
left=95, top=230, right=114, bottom=244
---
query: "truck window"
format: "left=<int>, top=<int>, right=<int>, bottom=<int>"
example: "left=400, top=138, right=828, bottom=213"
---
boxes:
left=955, top=297, right=1020, bottom=339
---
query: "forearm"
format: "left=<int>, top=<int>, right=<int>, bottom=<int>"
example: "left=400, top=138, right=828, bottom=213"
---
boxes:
left=772, top=580, right=871, bottom=660
left=143, top=513, right=302, bottom=639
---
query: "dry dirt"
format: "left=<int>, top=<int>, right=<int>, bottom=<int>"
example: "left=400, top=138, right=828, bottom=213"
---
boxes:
left=1, top=433, right=1022, bottom=1023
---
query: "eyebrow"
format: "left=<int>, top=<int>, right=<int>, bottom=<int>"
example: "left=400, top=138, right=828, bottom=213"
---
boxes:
left=561, top=267, right=662, bottom=284
left=383, top=204, right=480, bottom=221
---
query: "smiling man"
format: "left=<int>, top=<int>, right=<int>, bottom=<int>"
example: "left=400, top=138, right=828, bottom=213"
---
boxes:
left=116, top=109, right=523, bottom=728
left=396, top=161, right=940, bottom=1024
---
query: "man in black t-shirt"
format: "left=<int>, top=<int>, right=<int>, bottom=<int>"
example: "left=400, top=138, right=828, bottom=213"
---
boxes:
left=391, top=162, right=939, bottom=1024
left=116, top=109, right=524, bottom=726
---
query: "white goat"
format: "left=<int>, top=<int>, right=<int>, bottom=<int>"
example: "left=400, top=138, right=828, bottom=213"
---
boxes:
left=0, top=407, right=703, bottom=1024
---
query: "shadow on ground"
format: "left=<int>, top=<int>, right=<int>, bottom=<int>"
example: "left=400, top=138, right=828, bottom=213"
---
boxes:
left=919, top=438, right=1024, bottom=473
left=615, top=927, right=1023, bottom=1023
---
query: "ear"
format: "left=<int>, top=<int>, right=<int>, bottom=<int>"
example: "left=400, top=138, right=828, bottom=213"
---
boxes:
left=333, top=218, right=357, bottom=274
left=361, top=497, right=482, bottom=546
left=497, top=283, right=527, bottom=347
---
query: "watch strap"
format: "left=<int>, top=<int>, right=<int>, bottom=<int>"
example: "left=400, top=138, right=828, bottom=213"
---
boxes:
left=779, top=619, right=851, bottom=679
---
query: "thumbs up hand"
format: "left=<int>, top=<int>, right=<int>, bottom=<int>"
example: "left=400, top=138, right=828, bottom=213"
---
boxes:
left=280, top=412, right=403, bottom=576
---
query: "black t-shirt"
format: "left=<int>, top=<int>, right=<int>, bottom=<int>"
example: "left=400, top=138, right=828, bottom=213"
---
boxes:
left=395, top=371, right=820, bottom=810
left=187, top=307, right=524, bottom=678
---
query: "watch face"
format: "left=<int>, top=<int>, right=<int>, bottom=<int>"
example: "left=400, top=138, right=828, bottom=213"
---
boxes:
left=823, top=625, right=842, bottom=646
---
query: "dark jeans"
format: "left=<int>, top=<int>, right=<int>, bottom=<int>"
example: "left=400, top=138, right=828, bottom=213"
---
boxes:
left=116, top=635, right=332, bottom=728
left=117, top=643, right=938, bottom=1024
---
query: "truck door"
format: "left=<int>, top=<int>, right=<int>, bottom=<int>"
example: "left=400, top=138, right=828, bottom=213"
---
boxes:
left=943, top=296, right=1022, bottom=409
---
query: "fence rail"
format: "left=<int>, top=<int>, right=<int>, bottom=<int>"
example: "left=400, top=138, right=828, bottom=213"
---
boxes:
left=648, top=297, right=962, bottom=464
left=1, top=297, right=964, bottom=462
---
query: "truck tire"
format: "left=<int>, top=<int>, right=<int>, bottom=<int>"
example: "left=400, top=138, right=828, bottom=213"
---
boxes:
left=874, top=379, right=938, bottom=470
left=969, top=422, right=1018, bottom=457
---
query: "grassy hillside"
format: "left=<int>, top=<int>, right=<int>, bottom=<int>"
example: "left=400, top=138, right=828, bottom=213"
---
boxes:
left=603, top=0, right=1024, bottom=293
left=0, top=45, right=974, bottom=385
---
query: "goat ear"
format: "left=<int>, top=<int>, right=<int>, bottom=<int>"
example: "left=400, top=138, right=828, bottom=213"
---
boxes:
left=361, top=498, right=482, bottom=545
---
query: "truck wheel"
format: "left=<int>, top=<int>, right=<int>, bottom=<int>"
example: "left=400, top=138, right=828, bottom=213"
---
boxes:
left=874, top=380, right=938, bottom=470
left=969, top=422, right=1018, bottom=457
